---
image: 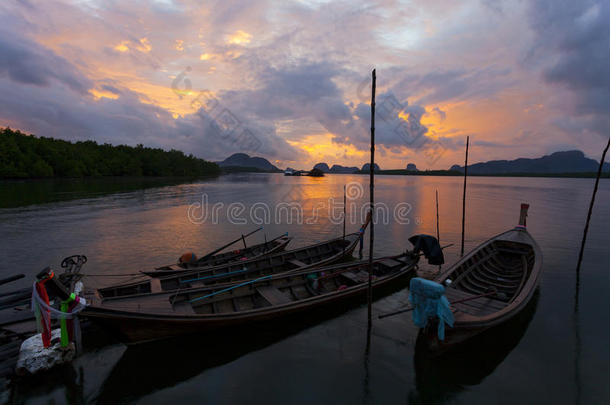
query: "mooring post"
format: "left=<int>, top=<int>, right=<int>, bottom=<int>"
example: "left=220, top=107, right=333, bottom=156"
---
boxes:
left=436, top=189, right=441, bottom=271
left=460, top=136, right=469, bottom=257
left=576, top=137, right=610, bottom=275
left=343, top=184, right=346, bottom=255
left=368, top=69, right=376, bottom=330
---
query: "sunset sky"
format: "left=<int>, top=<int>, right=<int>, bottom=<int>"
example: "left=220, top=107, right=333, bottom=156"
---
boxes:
left=1, top=0, right=608, bottom=170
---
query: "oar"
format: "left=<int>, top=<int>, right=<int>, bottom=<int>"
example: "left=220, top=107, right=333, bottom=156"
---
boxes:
left=0, top=274, right=24, bottom=286
left=199, top=227, right=263, bottom=260
left=378, top=287, right=498, bottom=319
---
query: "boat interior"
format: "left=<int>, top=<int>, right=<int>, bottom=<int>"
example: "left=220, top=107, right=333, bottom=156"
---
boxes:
left=442, top=240, right=535, bottom=317
left=170, top=256, right=412, bottom=316
left=90, top=256, right=413, bottom=316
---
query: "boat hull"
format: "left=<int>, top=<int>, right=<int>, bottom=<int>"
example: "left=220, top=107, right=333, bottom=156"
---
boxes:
left=83, top=265, right=414, bottom=344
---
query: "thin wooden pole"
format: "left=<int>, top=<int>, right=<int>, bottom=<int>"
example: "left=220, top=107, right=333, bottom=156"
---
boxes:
left=436, top=189, right=441, bottom=271
left=343, top=184, right=346, bottom=255
left=460, top=136, right=469, bottom=257
left=572, top=137, right=608, bottom=405
left=576, top=136, right=610, bottom=275
left=368, top=69, right=376, bottom=330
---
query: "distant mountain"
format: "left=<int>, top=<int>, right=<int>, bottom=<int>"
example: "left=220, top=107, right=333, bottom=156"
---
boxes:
left=361, top=163, right=381, bottom=172
left=406, top=163, right=418, bottom=171
left=330, top=164, right=359, bottom=174
left=218, top=153, right=281, bottom=172
left=450, top=150, right=610, bottom=174
left=313, top=163, right=330, bottom=173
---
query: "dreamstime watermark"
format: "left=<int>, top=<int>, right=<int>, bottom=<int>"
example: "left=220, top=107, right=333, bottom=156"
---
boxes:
left=171, top=67, right=262, bottom=153
left=187, top=182, right=414, bottom=225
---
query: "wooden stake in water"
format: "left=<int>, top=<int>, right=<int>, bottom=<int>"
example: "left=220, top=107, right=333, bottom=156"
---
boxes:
left=436, top=189, right=441, bottom=271
left=460, top=136, right=469, bottom=257
left=343, top=184, right=346, bottom=255
left=368, top=69, right=376, bottom=329
left=576, top=137, right=610, bottom=275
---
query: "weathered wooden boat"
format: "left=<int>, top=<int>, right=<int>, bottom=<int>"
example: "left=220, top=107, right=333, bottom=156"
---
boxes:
left=96, top=215, right=371, bottom=300
left=144, top=233, right=292, bottom=277
left=418, top=204, right=542, bottom=353
left=43, top=253, right=419, bottom=344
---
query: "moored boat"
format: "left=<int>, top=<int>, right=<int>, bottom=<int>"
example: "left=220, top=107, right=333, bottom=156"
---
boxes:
left=145, top=233, right=292, bottom=277
left=95, top=214, right=372, bottom=300
left=413, top=204, right=542, bottom=353
left=43, top=253, right=420, bottom=344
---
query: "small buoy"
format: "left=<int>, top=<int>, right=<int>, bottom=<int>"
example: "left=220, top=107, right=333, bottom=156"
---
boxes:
left=179, top=252, right=197, bottom=265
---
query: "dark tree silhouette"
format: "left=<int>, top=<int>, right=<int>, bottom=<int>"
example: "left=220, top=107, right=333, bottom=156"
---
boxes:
left=0, top=128, right=220, bottom=179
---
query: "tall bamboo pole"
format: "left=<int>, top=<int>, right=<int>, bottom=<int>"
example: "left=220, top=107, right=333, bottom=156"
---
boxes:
left=436, top=189, right=441, bottom=271
left=343, top=184, right=346, bottom=255
left=460, top=136, right=469, bottom=257
left=435, top=190, right=440, bottom=243
left=573, top=137, right=608, bottom=405
left=576, top=137, right=610, bottom=276
left=368, top=69, right=376, bottom=329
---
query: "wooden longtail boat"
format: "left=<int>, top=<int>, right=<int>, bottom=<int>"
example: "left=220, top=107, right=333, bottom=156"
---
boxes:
left=96, top=215, right=371, bottom=300
left=145, top=234, right=292, bottom=277
left=55, top=254, right=419, bottom=344
left=420, top=204, right=542, bottom=353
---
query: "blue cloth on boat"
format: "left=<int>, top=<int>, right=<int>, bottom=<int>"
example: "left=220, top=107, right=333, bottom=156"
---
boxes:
left=408, top=277, right=454, bottom=340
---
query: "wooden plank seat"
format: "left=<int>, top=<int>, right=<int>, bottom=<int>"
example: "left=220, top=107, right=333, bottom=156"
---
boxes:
left=445, top=287, right=507, bottom=316
left=256, top=286, right=292, bottom=305
left=289, top=259, right=308, bottom=268
left=340, top=271, right=369, bottom=284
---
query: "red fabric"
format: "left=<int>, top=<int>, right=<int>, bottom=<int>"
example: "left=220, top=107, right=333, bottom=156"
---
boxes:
left=35, top=280, right=52, bottom=348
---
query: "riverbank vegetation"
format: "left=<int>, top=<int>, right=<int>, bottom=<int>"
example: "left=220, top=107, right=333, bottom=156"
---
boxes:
left=0, top=127, right=220, bottom=179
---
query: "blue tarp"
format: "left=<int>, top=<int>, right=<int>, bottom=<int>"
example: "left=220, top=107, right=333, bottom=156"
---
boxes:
left=408, top=277, right=454, bottom=340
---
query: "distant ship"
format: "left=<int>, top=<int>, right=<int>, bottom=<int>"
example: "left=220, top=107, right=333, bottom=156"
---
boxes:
left=284, top=169, right=301, bottom=176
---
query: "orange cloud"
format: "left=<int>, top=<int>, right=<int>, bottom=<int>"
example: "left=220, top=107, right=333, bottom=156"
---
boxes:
left=89, top=88, right=119, bottom=100
left=227, top=30, right=252, bottom=45
left=114, top=41, right=129, bottom=53
left=113, top=38, right=151, bottom=53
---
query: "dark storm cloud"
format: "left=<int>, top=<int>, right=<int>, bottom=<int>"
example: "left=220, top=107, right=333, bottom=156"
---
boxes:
left=0, top=28, right=91, bottom=93
left=220, top=61, right=348, bottom=121
left=394, top=66, right=513, bottom=106
left=528, top=0, right=610, bottom=136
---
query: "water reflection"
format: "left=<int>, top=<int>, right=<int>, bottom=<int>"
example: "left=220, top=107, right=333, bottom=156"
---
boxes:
left=3, top=174, right=610, bottom=404
left=409, top=290, right=540, bottom=404
left=93, top=285, right=410, bottom=405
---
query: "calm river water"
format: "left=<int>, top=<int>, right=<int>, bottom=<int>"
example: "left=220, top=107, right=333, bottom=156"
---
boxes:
left=1, top=173, right=609, bottom=404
